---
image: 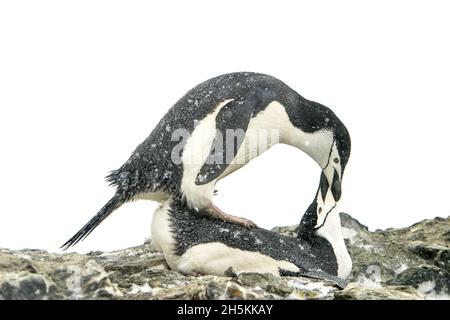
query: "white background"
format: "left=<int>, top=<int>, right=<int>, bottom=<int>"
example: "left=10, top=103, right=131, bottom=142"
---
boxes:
left=1, top=1, right=449, bottom=253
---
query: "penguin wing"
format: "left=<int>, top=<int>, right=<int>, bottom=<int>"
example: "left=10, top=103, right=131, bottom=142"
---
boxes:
left=195, top=94, right=258, bottom=185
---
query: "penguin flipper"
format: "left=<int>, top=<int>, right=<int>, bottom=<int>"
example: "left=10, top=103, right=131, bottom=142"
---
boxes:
left=195, top=94, right=257, bottom=185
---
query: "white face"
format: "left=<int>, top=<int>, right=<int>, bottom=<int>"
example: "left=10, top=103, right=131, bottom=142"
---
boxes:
left=323, top=141, right=342, bottom=179
left=284, top=124, right=344, bottom=229
left=306, top=130, right=336, bottom=169
left=282, top=128, right=335, bottom=169
left=247, top=101, right=336, bottom=170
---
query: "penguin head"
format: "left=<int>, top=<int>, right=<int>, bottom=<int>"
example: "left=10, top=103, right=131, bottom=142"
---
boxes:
left=298, top=121, right=351, bottom=235
left=310, top=105, right=351, bottom=230
left=321, top=118, right=351, bottom=203
left=289, top=99, right=351, bottom=224
left=290, top=99, right=351, bottom=182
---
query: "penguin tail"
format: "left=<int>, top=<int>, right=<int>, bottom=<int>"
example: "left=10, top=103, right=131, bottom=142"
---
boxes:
left=61, top=194, right=125, bottom=250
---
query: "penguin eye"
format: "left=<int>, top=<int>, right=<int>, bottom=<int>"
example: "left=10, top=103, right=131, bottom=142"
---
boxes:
left=318, top=207, right=322, bottom=214
left=333, top=158, right=339, bottom=164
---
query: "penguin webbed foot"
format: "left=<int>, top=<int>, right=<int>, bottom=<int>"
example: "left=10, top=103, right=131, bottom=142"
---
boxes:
left=201, top=204, right=257, bottom=229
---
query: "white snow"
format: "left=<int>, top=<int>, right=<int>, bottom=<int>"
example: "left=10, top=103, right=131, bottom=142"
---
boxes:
left=129, top=282, right=154, bottom=295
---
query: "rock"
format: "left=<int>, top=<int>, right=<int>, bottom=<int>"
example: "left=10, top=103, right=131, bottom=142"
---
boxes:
left=338, top=213, right=450, bottom=289
left=335, top=283, right=425, bottom=300
left=340, top=212, right=369, bottom=232
left=0, top=214, right=448, bottom=300
left=0, top=274, right=52, bottom=300
left=407, top=242, right=450, bottom=272
left=231, top=272, right=294, bottom=297
left=0, top=249, right=123, bottom=299
left=444, top=230, right=450, bottom=242
left=386, top=265, right=450, bottom=297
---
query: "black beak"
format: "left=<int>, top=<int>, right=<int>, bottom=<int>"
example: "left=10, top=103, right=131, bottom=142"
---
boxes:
left=331, top=168, right=341, bottom=201
left=319, top=168, right=341, bottom=202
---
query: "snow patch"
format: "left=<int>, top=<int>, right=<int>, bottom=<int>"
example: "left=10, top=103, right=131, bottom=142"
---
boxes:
left=415, top=281, right=450, bottom=300
left=129, top=282, right=154, bottom=295
left=394, top=263, right=409, bottom=274
left=288, top=278, right=336, bottom=298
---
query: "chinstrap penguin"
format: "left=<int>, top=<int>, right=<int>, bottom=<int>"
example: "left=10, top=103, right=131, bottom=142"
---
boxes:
left=62, top=72, right=351, bottom=249
left=151, top=195, right=352, bottom=288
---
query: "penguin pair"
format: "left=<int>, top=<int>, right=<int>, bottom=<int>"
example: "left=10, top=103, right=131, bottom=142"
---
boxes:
left=61, top=72, right=352, bottom=285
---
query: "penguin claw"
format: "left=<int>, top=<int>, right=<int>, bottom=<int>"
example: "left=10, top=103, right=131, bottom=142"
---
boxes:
left=218, top=214, right=257, bottom=229
left=237, top=218, right=258, bottom=229
left=203, top=204, right=257, bottom=229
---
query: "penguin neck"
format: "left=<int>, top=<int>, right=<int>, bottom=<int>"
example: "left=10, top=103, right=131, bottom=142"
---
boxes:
left=315, top=205, right=352, bottom=279
left=314, top=206, right=344, bottom=246
left=297, top=197, right=352, bottom=279
left=298, top=200, right=343, bottom=241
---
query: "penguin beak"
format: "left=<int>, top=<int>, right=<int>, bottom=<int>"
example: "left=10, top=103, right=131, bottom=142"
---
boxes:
left=319, top=167, right=341, bottom=203
left=331, top=168, right=341, bottom=202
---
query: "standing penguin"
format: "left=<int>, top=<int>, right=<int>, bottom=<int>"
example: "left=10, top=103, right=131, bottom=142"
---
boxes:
left=62, top=72, right=350, bottom=249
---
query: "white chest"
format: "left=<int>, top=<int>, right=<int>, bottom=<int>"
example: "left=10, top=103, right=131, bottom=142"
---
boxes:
left=315, top=210, right=353, bottom=279
left=179, top=100, right=333, bottom=208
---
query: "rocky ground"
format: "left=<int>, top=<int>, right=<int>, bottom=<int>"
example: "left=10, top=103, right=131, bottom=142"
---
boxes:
left=0, top=213, right=449, bottom=300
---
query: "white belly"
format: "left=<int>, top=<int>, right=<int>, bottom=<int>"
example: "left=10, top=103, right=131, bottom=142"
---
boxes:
left=176, top=242, right=300, bottom=276
left=217, top=102, right=284, bottom=179
left=150, top=200, right=300, bottom=276
left=150, top=201, right=181, bottom=269
left=180, top=100, right=231, bottom=209
left=180, top=101, right=295, bottom=209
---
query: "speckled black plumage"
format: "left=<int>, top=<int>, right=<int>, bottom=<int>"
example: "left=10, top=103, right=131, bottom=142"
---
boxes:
left=167, top=199, right=346, bottom=287
left=106, top=72, right=349, bottom=200
left=63, top=72, right=350, bottom=249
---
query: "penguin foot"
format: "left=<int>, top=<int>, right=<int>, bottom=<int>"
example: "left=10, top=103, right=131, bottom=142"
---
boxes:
left=202, top=204, right=257, bottom=229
